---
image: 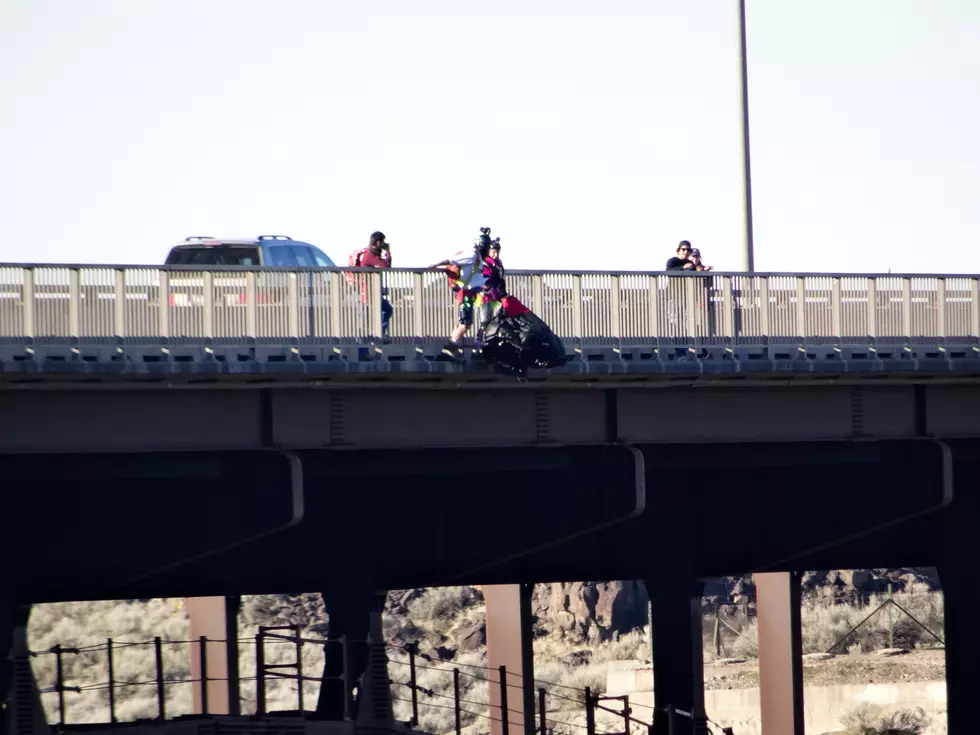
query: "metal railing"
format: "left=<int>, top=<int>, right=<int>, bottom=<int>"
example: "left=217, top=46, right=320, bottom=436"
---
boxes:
left=2, top=264, right=979, bottom=346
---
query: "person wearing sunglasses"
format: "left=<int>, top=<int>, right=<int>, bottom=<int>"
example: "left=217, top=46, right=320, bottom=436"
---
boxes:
left=666, top=241, right=696, bottom=271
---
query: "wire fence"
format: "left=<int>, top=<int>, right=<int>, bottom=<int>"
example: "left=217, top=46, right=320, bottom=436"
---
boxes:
left=21, top=630, right=732, bottom=735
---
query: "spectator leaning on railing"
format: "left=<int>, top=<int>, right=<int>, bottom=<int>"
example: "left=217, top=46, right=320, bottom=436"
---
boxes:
left=347, top=231, right=393, bottom=343
left=665, top=241, right=696, bottom=271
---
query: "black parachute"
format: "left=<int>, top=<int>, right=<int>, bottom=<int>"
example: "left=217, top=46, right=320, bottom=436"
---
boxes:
left=478, top=298, right=569, bottom=377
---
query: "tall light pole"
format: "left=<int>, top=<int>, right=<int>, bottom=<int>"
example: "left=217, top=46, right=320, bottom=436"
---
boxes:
left=737, top=0, right=756, bottom=272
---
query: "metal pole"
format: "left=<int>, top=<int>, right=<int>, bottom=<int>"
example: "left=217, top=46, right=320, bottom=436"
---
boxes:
left=454, top=668, right=462, bottom=735
left=256, top=627, right=266, bottom=716
left=622, top=695, right=631, bottom=735
left=737, top=0, right=756, bottom=272
left=341, top=634, right=353, bottom=721
left=154, top=637, right=166, bottom=721
left=54, top=645, right=65, bottom=726
left=887, top=583, right=895, bottom=649
left=538, top=688, right=547, bottom=735
left=584, top=687, right=595, bottom=735
left=199, top=636, right=209, bottom=715
left=499, top=665, right=510, bottom=735
left=225, top=595, right=241, bottom=716
left=107, top=638, right=116, bottom=723
left=408, top=643, right=420, bottom=726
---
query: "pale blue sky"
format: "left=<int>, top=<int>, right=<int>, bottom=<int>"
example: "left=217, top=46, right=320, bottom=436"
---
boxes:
left=2, top=0, right=978, bottom=274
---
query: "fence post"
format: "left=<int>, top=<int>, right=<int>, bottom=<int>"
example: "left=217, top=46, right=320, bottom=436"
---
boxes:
left=713, top=605, right=722, bottom=658
left=199, top=635, right=209, bottom=715
left=887, top=583, right=894, bottom=650
left=453, top=668, right=462, bottom=735
left=256, top=627, right=266, bottom=716
left=584, top=687, right=595, bottom=735
left=293, top=625, right=304, bottom=712
left=107, top=638, right=116, bottom=723
left=54, top=644, right=66, bottom=726
left=408, top=642, right=419, bottom=726
left=622, top=695, right=631, bottom=735
left=666, top=705, right=676, bottom=735
left=154, top=637, right=165, bottom=721
left=499, top=665, right=509, bottom=735
left=340, top=634, right=353, bottom=721
left=538, top=688, right=546, bottom=735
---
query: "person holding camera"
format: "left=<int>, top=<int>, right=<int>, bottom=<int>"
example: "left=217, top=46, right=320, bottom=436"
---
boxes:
left=348, top=231, right=393, bottom=342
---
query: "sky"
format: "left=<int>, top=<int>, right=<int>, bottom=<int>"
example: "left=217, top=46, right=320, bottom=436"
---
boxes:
left=1, top=0, right=978, bottom=274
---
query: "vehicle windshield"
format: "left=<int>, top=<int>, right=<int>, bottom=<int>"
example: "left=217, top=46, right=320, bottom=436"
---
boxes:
left=165, top=246, right=260, bottom=266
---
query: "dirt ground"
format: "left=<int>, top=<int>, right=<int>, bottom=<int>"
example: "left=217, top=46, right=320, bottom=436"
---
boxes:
left=704, top=648, right=946, bottom=690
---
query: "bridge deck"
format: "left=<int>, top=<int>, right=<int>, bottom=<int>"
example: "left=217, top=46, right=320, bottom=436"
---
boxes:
left=2, top=265, right=980, bottom=382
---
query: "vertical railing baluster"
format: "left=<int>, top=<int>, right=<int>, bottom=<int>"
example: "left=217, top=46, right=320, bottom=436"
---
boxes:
left=294, top=624, right=304, bottom=712
left=202, top=271, right=214, bottom=339
left=287, top=272, right=300, bottom=339
left=532, top=274, right=544, bottom=317
left=648, top=275, right=660, bottom=342
left=246, top=271, right=257, bottom=339
left=795, top=277, right=806, bottom=339
left=571, top=276, right=583, bottom=342
left=408, top=642, right=419, bottom=726
left=971, top=278, right=980, bottom=340
left=412, top=272, right=424, bottom=340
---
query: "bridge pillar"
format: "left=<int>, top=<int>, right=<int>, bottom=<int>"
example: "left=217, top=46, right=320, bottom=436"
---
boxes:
left=754, top=572, right=804, bottom=735
left=185, top=597, right=232, bottom=715
left=316, top=588, right=385, bottom=720
left=484, top=584, right=535, bottom=735
left=644, top=577, right=708, bottom=735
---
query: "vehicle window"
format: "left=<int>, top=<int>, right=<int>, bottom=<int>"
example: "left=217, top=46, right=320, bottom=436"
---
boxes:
left=267, top=246, right=297, bottom=267
left=311, top=248, right=335, bottom=267
left=165, top=246, right=260, bottom=266
left=290, top=246, right=315, bottom=267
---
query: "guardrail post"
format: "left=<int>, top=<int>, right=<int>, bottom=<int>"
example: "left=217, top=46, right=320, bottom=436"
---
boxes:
left=158, top=271, right=170, bottom=339
left=831, top=277, right=842, bottom=340
left=532, top=274, right=544, bottom=316
left=795, top=277, right=806, bottom=339
left=902, top=277, right=912, bottom=339
left=758, top=276, right=770, bottom=336
left=499, top=665, right=509, bottom=735
left=454, top=668, right=462, bottom=735
left=571, top=276, right=583, bottom=341
left=666, top=704, right=676, bottom=735
left=287, top=272, right=300, bottom=339
left=154, top=637, right=165, bottom=721
left=54, top=644, right=66, bottom=725
left=245, top=271, right=258, bottom=339
left=68, top=268, right=80, bottom=338
left=113, top=269, right=126, bottom=338
left=202, top=271, right=214, bottom=339
left=866, top=279, right=877, bottom=339
left=107, top=638, right=116, bottom=722
left=648, top=275, right=661, bottom=342
left=970, top=278, right=980, bottom=339
left=937, top=278, right=947, bottom=339
left=622, top=695, right=631, bottom=735
left=408, top=642, right=419, bottom=726
left=610, top=275, right=622, bottom=339
left=685, top=277, right=697, bottom=338
left=412, top=272, right=424, bottom=340
left=199, top=635, right=209, bottom=715
left=256, top=627, right=266, bottom=716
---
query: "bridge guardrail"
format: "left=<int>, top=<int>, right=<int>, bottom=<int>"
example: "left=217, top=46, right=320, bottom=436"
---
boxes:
left=1, top=265, right=979, bottom=353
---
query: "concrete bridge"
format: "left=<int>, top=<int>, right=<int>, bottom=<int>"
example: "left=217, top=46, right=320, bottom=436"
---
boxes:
left=2, top=264, right=980, bottom=734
